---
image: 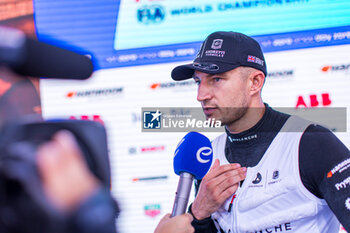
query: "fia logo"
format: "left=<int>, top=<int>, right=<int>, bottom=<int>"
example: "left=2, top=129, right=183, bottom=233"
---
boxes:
left=211, top=39, right=223, bottom=49
left=143, top=110, right=161, bottom=129
left=252, top=172, right=262, bottom=184
left=137, top=5, right=165, bottom=24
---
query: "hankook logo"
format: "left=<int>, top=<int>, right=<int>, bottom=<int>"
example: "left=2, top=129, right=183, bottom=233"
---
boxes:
left=150, top=80, right=195, bottom=89
left=327, top=158, right=350, bottom=178
left=66, top=87, right=123, bottom=98
left=321, top=64, right=350, bottom=73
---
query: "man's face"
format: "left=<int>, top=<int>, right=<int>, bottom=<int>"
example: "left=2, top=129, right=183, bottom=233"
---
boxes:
left=193, top=67, right=250, bottom=126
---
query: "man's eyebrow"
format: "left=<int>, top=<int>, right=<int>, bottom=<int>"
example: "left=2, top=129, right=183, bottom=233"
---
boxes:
left=192, top=73, right=227, bottom=79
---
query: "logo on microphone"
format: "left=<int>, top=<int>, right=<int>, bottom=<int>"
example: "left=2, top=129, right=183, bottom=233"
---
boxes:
left=143, top=110, right=162, bottom=129
left=196, top=147, right=212, bottom=163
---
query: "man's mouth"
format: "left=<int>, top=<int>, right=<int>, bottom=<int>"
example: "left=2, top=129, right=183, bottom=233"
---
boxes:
left=202, top=107, right=217, bottom=116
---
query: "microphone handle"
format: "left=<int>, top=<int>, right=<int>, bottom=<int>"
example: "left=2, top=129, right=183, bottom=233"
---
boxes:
left=171, top=172, right=194, bottom=217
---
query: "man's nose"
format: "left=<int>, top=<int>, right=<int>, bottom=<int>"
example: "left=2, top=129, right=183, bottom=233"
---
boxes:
left=197, top=82, right=212, bottom=102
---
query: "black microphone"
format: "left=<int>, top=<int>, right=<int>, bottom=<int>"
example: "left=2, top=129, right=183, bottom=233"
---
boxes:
left=0, top=26, right=93, bottom=79
left=171, top=132, right=213, bottom=217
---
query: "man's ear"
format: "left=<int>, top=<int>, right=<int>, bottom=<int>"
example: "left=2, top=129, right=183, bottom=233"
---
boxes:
left=249, top=70, right=265, bottom=96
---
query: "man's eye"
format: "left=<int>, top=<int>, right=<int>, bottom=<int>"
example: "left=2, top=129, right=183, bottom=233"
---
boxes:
left=194, top=79, right=200, bottom=85
left=214, top=78, right=221, bottom=82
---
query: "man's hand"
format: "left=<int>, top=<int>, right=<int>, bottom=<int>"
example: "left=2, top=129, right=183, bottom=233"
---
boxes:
left=36, top=130, right=100, bottom=212
left=154, top=213, right=194, bottom=233
left=191, top=159, right=246, bottom=220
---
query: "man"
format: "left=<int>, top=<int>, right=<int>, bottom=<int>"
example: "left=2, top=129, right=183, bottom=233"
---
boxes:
left=171, top=31, right=350, bottom=233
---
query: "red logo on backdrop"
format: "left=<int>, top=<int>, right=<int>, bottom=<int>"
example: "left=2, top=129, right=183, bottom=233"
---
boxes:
left=141, top=145, right=165, bottom=153
left=129, top=145, right=165, bottom=155
left=321, top=66, right=331, bottom=72
left=69, top=115, right=104, bottom=125
left=295, top=93, right=332, bottom=108
left=66, top=92, right=77, bottom=98
left=150, top=83, right=161, bottom=89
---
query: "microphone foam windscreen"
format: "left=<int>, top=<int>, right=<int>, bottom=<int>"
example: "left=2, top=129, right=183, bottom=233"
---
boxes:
left=13, top=38, right=94, bottom=79
left=173, top=132, right=213, bottom=180
left=0, top=26, right=93, bottom=79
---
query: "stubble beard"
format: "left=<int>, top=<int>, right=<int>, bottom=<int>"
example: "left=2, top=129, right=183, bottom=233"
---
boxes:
left=204, top=106, right=248, bottom=127
left=219, top=106, right=248, bottom=127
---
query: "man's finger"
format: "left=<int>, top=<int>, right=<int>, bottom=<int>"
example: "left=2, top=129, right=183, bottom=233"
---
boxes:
left=205, top=162, right=242, bottom=180
left=183, top=213, right=194, bottom=222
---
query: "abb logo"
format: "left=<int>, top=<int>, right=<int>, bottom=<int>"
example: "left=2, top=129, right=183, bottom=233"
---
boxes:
left=69, top=115, right=104, bottom=125
left=296, top=93, right=332, bottom=108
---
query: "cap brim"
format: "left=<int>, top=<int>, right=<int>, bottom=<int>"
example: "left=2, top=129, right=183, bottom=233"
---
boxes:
left=171, top=62, right=241, bottom=81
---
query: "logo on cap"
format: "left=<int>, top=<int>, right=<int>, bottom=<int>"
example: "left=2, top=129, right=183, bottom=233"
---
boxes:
left=211, top=39, right=223, bottom=49
left=247, top=55, right=264, bottom=67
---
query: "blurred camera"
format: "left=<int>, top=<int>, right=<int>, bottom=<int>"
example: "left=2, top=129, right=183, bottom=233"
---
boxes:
left=0, top=120, right=111, bottom=233
left=0, top=26, right=113, bottom=233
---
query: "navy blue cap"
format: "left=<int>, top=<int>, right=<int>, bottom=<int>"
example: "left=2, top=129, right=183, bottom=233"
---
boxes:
left=171, top=31, right=267, bottom=81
